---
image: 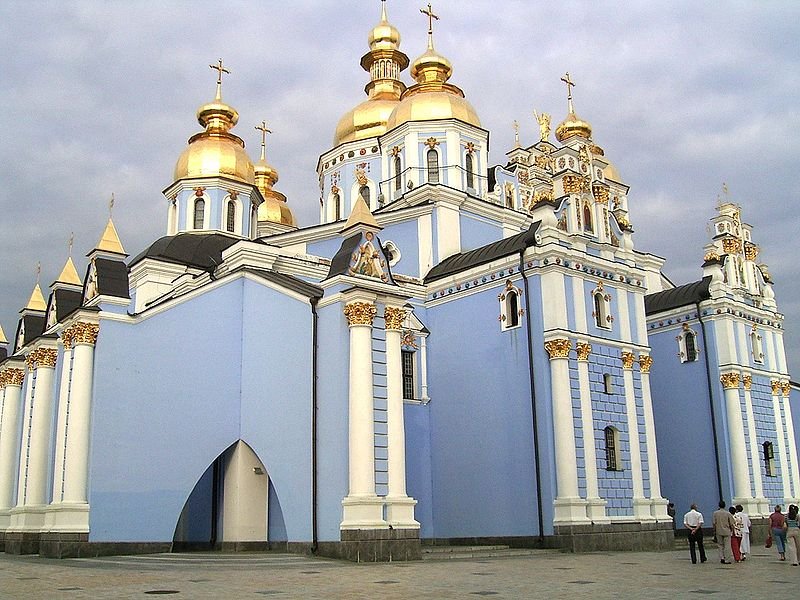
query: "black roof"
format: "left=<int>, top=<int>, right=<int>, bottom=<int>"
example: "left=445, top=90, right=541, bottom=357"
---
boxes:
left=130, top=233, right=242, bottom=270
left=15, top=313, right=46, bottom=350
left=644, top=276, right=712, bottom=315
left=327, top=233, right=362, bottom=279
left=49, top=288, right=83, bottom=323
left=0, top=346, right=7, bottom=361
left=94, top=257, right=130, bottom=299
left=424, top=222, right=540, bottom=283
left=244, top=268, right=323, bottom=300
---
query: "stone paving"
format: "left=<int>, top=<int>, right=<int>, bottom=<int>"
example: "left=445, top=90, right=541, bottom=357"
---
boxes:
left=0, top=545, right=796, bottom=599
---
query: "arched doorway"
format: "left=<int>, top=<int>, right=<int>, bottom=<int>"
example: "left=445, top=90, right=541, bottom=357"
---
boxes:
left=173, top=440, right=270, bottom=551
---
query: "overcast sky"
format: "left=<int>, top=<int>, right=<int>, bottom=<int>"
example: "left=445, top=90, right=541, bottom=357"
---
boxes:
left=1, top=0, right=798, bottom=376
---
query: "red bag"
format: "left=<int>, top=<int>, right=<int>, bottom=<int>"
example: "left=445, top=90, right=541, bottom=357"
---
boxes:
left=765, top=535, right=773, bottom=548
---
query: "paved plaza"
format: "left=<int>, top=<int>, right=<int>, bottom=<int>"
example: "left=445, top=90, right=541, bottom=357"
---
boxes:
left=0, top=545, right=796, bottom=599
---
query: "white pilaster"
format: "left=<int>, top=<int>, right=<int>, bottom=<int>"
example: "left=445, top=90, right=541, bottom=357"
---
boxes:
left=341, top=299, right=386, bottom=529
left=383, top=306, right=418, bottom=529
left=781, top=383, right=800, bottom=502
left=575, top=343, right=608, bottom=522
left=637, top=355, right=668, bottom=519
left=621, top=352, right=651, bottom=521
left=0, top=367, right=25, bottom=527
left=51, top=343, right=73, bottom=505
left=541, top=271, right=567, bottom=330
left=721, top=372, right=755, bottom=509
left=545, top=338, right=588, bottom=524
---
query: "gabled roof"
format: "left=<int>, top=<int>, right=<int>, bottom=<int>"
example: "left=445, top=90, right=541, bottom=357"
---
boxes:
left=243, top=268, right=323, bottom=300
left=424, top=222, right=540, bottom=283
left=93, top=258, right=130, bottom=299
left=644, top=276, right=712, bottom=315
left=49, top=288, right=83, bottom=323
left=130, top=233, right=242, bottom=270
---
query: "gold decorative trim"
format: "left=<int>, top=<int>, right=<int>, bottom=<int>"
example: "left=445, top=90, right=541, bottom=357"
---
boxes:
left=425, top=137, right=440, bottom=149
left=638, top=355, right=653, bottom=374
left=26, top=347, right=58, bottom=370
left=720, top=372, right=740, bottom=390
left=344, top=302, right=377, bottom=327
left=781, top=381, right=791, bottom=397
left=621, top=352, right=635, bottom=370
left=544, top=338, right=571, bottom=359
left=576, top=342, right=591, bottom=361
left=742, top=374, right=752, bottom=391
left=64, top=322, right=100, bottom=348
left=771, top=380, right=782, bottom=395
left=744, top=243, right=759, bottom=261
left=592, top=184, right=609, bottom=204
left=384, top=307, right=406, bottom=331
left=562, top=174, right=581, bottom=193
left=722, top=238, right=742, bottom=254
left=0, top=367, right=25, bottom=388
left=704, top=250, right=720, bottom=262
left=390, top=145, right=401, bottom=157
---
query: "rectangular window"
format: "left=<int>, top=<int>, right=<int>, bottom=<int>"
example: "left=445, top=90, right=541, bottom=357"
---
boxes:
left=402, top=350, right=415, bottom=400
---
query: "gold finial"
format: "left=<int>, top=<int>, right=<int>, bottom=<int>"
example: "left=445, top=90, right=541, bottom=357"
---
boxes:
left=561, top=72, right=576, bottom=114
left=255, top=120, right=272, bottom=162
left=513, top=120, right=520, bottom=147
left=209, top=58, right=230, bottom=101
left=381, top=0, right=388, bottom=21
left=420, top=3, right=439, bottom=49
left=68, top=232, right=74, bottom=257
left=35, top=261, right=41, bottom=284
left=109, top=192, right=115, bottom=217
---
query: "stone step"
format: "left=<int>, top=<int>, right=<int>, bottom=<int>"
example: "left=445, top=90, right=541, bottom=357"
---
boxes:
left=422, top=545, right=558, bottom=561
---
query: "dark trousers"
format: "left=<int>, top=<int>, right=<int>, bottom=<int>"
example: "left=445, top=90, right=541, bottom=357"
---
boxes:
left=689, top=529, right=707, bottom=563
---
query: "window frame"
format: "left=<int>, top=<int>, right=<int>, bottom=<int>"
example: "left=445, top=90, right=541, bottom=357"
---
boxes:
left=604, top=426, right=621, bottom=471
left=427, top=148, right=440, bottom=184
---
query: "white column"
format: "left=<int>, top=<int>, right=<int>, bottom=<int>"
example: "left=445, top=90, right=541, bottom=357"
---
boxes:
left=0, top=368, right=25, bottom=514
left=545, top=338, right=588, bottom=524
left=14, top=369, right=35, bottom=510
left=24, top=348, right=58, bottom=508
left=721, top=372, right=754, bottom=505
left=637, top=355, right=668, bottom=519
left=341, top=300, right=386, bottom=529
left=575, top=343, right=608, bottom=523
left=742, top=375, right=768, bottom=515
left=780, top=382, right=800, bottom=502
left=383, top=306, right=418, bottom=528
left=61, top=324, right=99, bottom=506
left=621, top=352, right=651, bottom=521
left=50, top=343, right=73, bottom=505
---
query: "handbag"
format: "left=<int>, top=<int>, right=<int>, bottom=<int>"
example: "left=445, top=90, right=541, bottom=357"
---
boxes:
left=765, top=534, right=773, bottom=548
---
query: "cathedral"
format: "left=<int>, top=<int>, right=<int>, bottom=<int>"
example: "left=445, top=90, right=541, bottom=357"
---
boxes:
left=1, top=2, right=798, bottom=561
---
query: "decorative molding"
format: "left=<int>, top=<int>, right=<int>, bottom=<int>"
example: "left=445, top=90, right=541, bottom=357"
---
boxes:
left=344, top=302, right=377, bottom=327
left=0, top=367, right=25, bottom=388
left=26, top=347, right=58, bottom=370
left=544, top=338, right=571, bottom=359
left=424, top=137, right=440, bottom=149
left=638, top=354, right=653, bottom=374
left=384, top=307, right=406, bottom=331
left=592, top=184, right=609, bottom=204
left=63, top=322, right=100, bottom=349
left=720, top=372, right=741, bottom=390
left=621, top=351, right=635, bottom=370
left=781, top=381, right=791, bottom=397
left=722, top=238, right=742, bottom=254
left=576, top=342, right=592, bottom=361
left=771, top=380, right=782, bottom=395
left=744, top=243, right=759, bottom=261
left=742, top=374, right=752, bottom=391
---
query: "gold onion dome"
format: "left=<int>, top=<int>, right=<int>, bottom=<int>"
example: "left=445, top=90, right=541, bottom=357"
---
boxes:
left=554, top=72, right=592, bottom=142
left=254, top=122, right=296, bottom=227
left=386, top=9, right=480, bottom=130
left=333, top=2, right=409, bottom=146
left=174, top=61, right=255, bottom=184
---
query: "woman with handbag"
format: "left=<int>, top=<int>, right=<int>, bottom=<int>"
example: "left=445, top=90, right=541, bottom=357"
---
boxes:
left=769, top=505, right=788, bottom=561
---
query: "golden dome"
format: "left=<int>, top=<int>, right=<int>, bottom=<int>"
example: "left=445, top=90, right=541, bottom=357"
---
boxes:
left=555, top=110, right=593, bottom=142
left=254, top=122, right=296, bottom=227
left=173, top=78, right=254, bottom=184
left=603, top=162, right=622, bottom=182
left=332, top=2, right=408, bottom=147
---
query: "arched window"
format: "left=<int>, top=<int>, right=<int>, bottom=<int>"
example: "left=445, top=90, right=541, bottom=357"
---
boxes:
left=751, top=328, right=764, bottom=364
left=763, top=441, right=776, bottom=476
left=499, top=280, right=523, bottom=331
left=394, top=156, right=402, bottom=191
left=226, top=200, right=236, bottom=233
left=333, top=192, right=341, bottom=221
left=604, top=426, right=621, bottom=471
left=583, top=202, right=594, bottom=233
left=593, top=290, right=611, bottom=329
left=359, top=185, right=370, bottom=207
left=466, top=153, right=475, bottom=189
left=193, top=198, right=205, bottom=230
left=685, top=330, right=698, bottom=362
left=427, top=149, right=440, bottom=183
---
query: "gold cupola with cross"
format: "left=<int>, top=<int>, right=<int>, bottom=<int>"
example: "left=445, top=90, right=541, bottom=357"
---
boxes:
left=174, top=59, right=255, bottom=184
left=333, top=0, right=410, bottom=146
left=555, top=72, right=593, bottom=142
left=254, top=121, right=296, bottom=228
left=386, top=3, right=481, bottom=130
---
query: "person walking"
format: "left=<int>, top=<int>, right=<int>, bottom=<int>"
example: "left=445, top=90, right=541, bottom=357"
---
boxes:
left=712, top=501, right=735, bottom=564
left=683, top=503, right=707, bottom=564
left=736, top=505, right=751, bottom=560
left=769, top=504, right=788, bottom=561
left=785, top=504, right=800, bottom=566
left=730, top=506, right=743, bottom=562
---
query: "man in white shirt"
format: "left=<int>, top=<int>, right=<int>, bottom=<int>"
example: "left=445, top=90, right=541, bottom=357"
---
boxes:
left=736, top=504, right=752, bottom=560
left=684, top=503, right=707, bottom=564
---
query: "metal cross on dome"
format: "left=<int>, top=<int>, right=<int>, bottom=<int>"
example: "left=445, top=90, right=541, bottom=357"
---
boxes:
left=209, top=58, right=230, bottom=99
left=560, top=72, right=575, bottom=101
left=255, top=120, right=272, bottom=160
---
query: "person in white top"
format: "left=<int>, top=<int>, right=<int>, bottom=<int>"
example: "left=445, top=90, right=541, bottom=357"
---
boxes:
left=736, top=504, right=752, bottom=560
left=684, top=503, right=707, bottom=564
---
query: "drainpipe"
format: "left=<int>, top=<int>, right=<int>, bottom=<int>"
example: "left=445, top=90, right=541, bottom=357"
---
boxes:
left=311, top=297, right=320, bottom=553
left=521, top=251, right=544, bottom=542
left=697, top=301, right=724, bottom=504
